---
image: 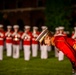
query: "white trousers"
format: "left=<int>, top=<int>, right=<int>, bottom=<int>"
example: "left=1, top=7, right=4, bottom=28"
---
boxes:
left=0, top=46, right=3, bottom=60
left=13, top=45, right=20, bottom=59
left=58, top=51, right=64, bottom=61
left=41, top=45, right=48, bottom=59
left=6, top=43, right=12, bottom=57
left=47, top=45, right=52, bottom=52
left=23, top=45, right=31, bottom=61
left=32, top=44, right=38, bottom=57
left=54, top=46, right=59, bottom=57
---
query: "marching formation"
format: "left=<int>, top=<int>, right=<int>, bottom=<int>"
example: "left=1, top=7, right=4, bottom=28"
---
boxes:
left=0, top=24, right=76, bottom=61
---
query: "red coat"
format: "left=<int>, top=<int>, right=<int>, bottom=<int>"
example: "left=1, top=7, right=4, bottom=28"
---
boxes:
left=0, top=30, right=5, bottom=45
left=12, top=32, right=21, bottom=45
left=5, top=31, right=13, bottom=43
left=71, top=33, right=74, bottom=37
left=22, top=32, right=32, bottom=45
left=32, top=31, right=40, bottom=44
left=54, top=36, right=76, bottom=68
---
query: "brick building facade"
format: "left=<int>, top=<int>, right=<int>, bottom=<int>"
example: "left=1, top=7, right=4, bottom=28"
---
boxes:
left=0, top=0, right=46, bottom=30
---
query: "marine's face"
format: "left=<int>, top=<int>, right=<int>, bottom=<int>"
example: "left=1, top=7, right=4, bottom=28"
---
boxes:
left=14, top=28, right=18, bottom=32
left=44, top=35, right=51, bottom=46
left=8, top=28, right=11, bottom=31
left=59, top=29, right=64, bottom=33
left=26, top=28, right=30, bottom=32
left=34, top=29, right=38, bottom=31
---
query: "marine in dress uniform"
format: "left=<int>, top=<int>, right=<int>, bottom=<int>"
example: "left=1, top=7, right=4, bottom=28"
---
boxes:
left=32, top=26, right=40, bottom=57
left=12, top=25, right=21, bottom=59
left=36, top=29, right=76, bottom=74
left=54, top=27, right=60, bottom=58
left=40, top=26, right=48, bottom=59
left=21, top=25, right=32, bottom=61
left=57, top=26, right=67, bottom=61
left=0, top=24, right=5, bottom=60
left=5, top=25, right=12, bottom=57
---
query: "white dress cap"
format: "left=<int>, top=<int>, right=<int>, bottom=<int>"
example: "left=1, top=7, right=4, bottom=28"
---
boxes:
left=59, top=26, right=64, bottom=30
left=25, top=25, right=30, bottom=29
left=0, top=24, right=3, bottom=28
left=41, top=26, right=48, bottom=30
left=13, top=25, right=19, bottom=28
left=55, top=27, right=59, bottom=31
left=33, top=26, right=38, bottom=30
left=7, top=25, right=12, bottom=28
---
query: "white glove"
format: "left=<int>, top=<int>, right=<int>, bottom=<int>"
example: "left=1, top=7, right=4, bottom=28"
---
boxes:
left=25, top=34, right=30, bottom=39
left=5, top=32, right=9, bottom=36
left=12, top=32, right=17, bottom=36
left=21, top=33, right=26, bottom=39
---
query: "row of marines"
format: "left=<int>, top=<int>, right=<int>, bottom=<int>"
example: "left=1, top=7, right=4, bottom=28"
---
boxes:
left=0, top=24, right=76, bottom=61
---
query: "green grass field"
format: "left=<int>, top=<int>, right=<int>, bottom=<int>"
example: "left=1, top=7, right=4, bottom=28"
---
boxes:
left=0, top=50, right=72, bottom=75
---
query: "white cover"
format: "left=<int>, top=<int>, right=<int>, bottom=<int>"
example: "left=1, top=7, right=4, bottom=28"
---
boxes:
left=13, top=25, right=19, bottom=28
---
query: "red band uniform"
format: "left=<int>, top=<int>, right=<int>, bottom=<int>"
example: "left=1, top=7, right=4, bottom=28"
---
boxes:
left=12, top=25, right=21, bottom=59
left=5, top=26, right=12, bottom=57
left=57, top=26, right=67, bottom=61
left=40, top=26, right=48, bottom=59
left=54, top=27, right=60, bottom=58
left=32, top=26, right=40, bottom=57
left=0, top=25, right=5, bottom=60
left=21, top=25, right=32, bottom=61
